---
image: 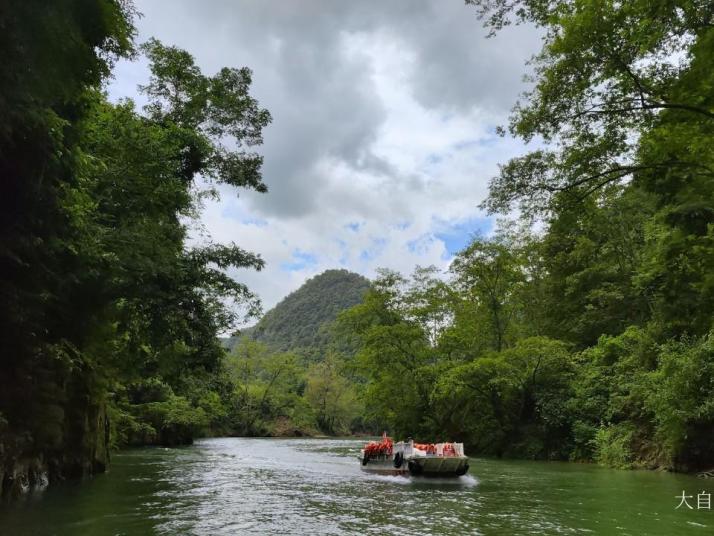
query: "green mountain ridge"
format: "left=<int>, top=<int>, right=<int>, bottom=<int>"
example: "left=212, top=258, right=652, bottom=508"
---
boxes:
left=226, top=269, right=371, bottom=358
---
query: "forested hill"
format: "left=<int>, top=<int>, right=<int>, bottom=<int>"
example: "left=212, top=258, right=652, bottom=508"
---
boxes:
left=230, top=270, right=370, bottom=356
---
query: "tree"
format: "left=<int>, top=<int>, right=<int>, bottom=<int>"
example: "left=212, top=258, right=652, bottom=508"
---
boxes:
left=434, top=355, right=521, bottom=455
left=226, top=340, right=307, bottom=436
left=305, top=353, right=359, bottom=435
left=0, top=0, right=136, bottom=490
left=70, top=41, right=272, bottom=446
left=434, top=337, right=574, bottom=459
left=0, top=4, right=274, bottom=491
left=336, top=271, right=436, bottom=438
left=646, top=332, right=714, bottom=471
left=139, top=38, right=271, bottom=192
left=538, top=186, right=654, bottom=346
left=402, top=266, right=454, bottom=347
left=469, top=0, right=714, bottom=339
left=450, top=231, right=525, bottom=352
left=469, top=0, right=714, bottom=218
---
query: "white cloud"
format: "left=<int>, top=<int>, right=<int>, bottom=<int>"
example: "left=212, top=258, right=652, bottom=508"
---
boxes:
left=107, top=1, right=539, bottom=316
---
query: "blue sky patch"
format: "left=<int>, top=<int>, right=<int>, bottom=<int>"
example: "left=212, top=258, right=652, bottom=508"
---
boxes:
left=359, top=237, right=387, bottom=262
left=221, top=204, right=268, bottom=227
left=435, top=216, right=493, bottom=257
left=344, top=222, right=363, bottom=232
left=242, top=217, right=268, bottom=227
left=426, top=153, right=443, bottom=165
left=221, top=204, right=242, bottom=220
left=334, top=238, right=349, bottom=266
left=452, top=139, right=481, bottom=151
left=280, top=249, right=318, bottom=271
left=407, top=234, right=433, bottom=255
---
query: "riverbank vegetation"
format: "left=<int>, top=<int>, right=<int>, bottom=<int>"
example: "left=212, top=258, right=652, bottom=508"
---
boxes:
left=223, top=340, right=363, bottom=437
left=338, top=1, right=714, bottom=472
left=0, top=1, right=272, bottom=495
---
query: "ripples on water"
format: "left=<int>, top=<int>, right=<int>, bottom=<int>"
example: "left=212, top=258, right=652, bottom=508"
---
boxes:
left=152, top=438, right=483, bottom=535
left=0, top=437, right=710, bottom=535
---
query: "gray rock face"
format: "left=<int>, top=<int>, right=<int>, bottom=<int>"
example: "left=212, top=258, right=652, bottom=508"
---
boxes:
left=1, top=401, right=110, bottom=499
left=1, top=456, right=49, bottom=498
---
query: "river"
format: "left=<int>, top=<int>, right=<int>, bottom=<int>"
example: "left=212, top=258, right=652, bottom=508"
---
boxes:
left=0, top=438, right=710, bottom=535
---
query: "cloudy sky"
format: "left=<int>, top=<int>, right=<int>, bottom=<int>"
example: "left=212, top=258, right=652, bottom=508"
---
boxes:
left=107, top=0, right=541, bottom=315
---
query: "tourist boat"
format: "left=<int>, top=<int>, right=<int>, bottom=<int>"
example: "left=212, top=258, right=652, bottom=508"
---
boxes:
left=358, top=434, right=469, bottom=477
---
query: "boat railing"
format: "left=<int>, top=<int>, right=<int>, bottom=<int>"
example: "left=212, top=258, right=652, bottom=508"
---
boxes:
left=393, top=440, right=411, bottom=457
left=389, top=440, right=465, bottom=458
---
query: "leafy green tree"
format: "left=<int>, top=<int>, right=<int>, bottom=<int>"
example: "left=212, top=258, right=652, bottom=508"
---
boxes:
left=538, top=187, right=655, bottom=346
left=139, top=38, right=271, bottom=191
left=443, top=0, right=714, bottom=470
left=1, top=0, right=274, bottom=489
left=0, top=0, right=136, bottom=486
left=569, top=327, right=660, bottom=467
left=450, top=231, right=526, bottom=352
left=646, top=332, right=714, bottom=471
left=402, top=266, right=454, bottom=347
left=226, top=340, right=309, bottom=436
left=470, top=0, right=714, bottom=217
left=434, top=355, right=521, bottom=455
left=305, top=353, right=360, bottom=435
left=434, top=337, right=574, bottom=458
left=470, top=0, right=714, bottom=341
left=336, top=271, right=436, bottom=438
left=68, top=40, right=272, bottom=447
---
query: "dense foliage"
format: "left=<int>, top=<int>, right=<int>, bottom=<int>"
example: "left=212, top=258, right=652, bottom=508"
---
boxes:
left=223, top=339, right=362, bottom=436
left=339, top=0, right=714, bottom=471
left=0, top=0, right=271, bottom=493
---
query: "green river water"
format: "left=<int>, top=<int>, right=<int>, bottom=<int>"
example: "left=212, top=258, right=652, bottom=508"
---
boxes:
left=0, top=438, right=711, bottom=535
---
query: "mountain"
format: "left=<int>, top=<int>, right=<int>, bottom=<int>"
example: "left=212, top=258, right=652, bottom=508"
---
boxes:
left=227, top=269, right=371, bottom=357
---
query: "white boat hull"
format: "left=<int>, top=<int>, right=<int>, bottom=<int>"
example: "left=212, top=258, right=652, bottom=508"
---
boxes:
left=358, top=454, right=469, bottom=477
